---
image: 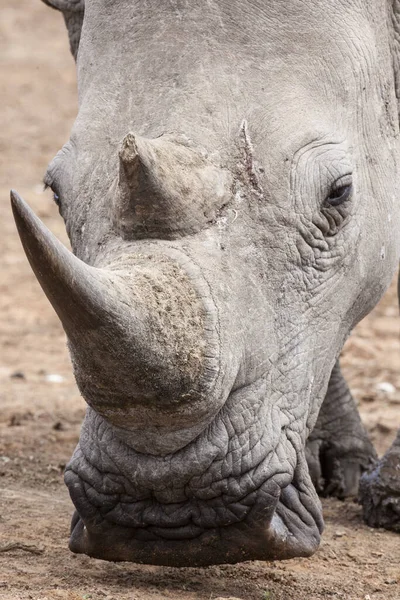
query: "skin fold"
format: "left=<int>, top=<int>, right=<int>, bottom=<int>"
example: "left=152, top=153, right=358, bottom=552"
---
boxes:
left=11, top=0, right=400, bottom=565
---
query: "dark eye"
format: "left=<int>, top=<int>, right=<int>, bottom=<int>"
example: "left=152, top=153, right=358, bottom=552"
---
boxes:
left=44, top=177, right=61, bottom=208
left=52, top=191, right=61, bottom=207
left=325, top=182, right=353, bottom=207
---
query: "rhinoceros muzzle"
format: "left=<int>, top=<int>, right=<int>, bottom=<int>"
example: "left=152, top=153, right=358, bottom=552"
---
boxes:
left=67, top=477, right=322, bottom=566
left=11, top=189, right=323, bottom=566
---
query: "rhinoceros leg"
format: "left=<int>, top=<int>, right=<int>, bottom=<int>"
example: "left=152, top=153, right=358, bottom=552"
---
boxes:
left=358, top=271, right=400, bottom=532
left=306, top=360, right=377, bottom=499
left=359, top=428, right=400, bottom=532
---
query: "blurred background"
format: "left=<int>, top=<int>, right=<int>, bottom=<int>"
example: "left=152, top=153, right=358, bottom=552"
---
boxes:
left=1, top=0, right=84, bottom=481
left=0, top=2, right=399, bottom=599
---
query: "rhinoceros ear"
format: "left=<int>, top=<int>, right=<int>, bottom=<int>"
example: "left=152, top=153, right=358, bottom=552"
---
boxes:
left=41, top=0, right=84, bottom=60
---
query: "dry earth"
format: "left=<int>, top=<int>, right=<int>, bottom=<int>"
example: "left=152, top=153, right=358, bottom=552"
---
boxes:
left=0, top=2, right=399, bottom=599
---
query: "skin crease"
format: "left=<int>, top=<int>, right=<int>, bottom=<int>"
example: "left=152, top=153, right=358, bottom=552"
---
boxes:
left=19, top=0, right=400, bottom=564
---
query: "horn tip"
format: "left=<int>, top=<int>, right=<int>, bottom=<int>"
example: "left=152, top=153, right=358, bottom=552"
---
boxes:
left=120, top=133, right=140, bottom=165
left=10, top=188, right=21, bottom=206
left=10, top=189, right=28, bottom=223
left=10, top=190, right=32, bottom=225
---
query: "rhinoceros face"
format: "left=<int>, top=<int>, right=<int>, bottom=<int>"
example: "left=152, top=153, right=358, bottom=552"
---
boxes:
left=12, top=0, right=400, bottom=565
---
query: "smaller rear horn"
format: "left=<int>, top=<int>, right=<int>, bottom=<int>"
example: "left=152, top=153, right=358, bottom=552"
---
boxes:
left=114, top=133, right=232, bottom=239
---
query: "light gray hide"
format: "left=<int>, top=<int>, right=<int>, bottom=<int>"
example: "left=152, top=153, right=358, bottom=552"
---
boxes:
left=12, top=0, right=400, bottom=565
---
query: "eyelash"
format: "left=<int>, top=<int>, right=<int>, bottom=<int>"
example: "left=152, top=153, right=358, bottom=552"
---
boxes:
left=44, top=181, right=61, bottom=207
left=325, top=183, right=353, bottom=207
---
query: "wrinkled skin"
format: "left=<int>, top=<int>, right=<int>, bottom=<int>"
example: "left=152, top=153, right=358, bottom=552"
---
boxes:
left=307, top=361, right=377, bottom=499
left=12, top=0, right=400, bottom=565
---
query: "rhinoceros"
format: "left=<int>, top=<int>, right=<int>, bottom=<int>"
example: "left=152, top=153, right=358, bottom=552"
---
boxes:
left=11, top=0, right=400, bottom=566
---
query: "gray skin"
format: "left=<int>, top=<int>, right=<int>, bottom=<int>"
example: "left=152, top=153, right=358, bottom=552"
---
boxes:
left=12, top=0, right=400, bottom=566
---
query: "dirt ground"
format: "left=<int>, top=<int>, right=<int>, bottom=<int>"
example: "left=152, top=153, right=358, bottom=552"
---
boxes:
left=0, top=2, right=399, bottom=599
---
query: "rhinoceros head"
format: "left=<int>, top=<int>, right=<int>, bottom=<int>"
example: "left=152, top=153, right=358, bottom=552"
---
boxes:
left=12, top=0, right=400, bottom=565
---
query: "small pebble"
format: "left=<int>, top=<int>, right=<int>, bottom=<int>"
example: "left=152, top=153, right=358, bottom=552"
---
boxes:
left=376, top=382, right=396, bottom=395
left=53, top=421, right=65, bottom=431
left=10, top=371, right=25, bottom=380
left=334, top=530, right=347, bottom=538
left=213, top=597, right=245, bottom=600
left=45, top=374, right=64, bottom=383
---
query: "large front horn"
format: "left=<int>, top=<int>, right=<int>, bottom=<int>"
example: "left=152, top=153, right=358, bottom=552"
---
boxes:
left=113, top=133, right=232, bottom=239
left=11, top=190, right=112, bottom=331
left=11, top=191, right=209, bottom=431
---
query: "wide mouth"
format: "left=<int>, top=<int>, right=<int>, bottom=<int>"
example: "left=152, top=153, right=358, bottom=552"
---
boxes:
left=65, top=386, right=325, bottom=567
left=67, top=480, right=323, bottom=567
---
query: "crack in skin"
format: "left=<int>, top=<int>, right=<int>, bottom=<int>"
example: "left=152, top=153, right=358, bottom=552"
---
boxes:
left=239, top=119, right=264, bottom=198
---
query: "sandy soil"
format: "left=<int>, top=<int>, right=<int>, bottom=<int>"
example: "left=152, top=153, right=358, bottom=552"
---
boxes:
left=0, top=2, right=399, bottom=599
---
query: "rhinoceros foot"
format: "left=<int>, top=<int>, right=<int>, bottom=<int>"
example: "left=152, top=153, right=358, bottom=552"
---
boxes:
left=359, top=430, right=400, bottom=533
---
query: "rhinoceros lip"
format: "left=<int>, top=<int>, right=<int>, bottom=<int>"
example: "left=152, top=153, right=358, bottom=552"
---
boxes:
left=68, top=480, right=323, bottom=566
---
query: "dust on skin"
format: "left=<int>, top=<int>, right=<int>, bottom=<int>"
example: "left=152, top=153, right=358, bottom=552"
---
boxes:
left=0, top=1, right=399, bottom=598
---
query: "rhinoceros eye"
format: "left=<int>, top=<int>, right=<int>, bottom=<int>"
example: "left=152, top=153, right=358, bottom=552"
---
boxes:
left=43, top=177, right=61, bottom=208
left=325, top=179, right=353, bottom=207
left=52, top=192, right=61, bottom=207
